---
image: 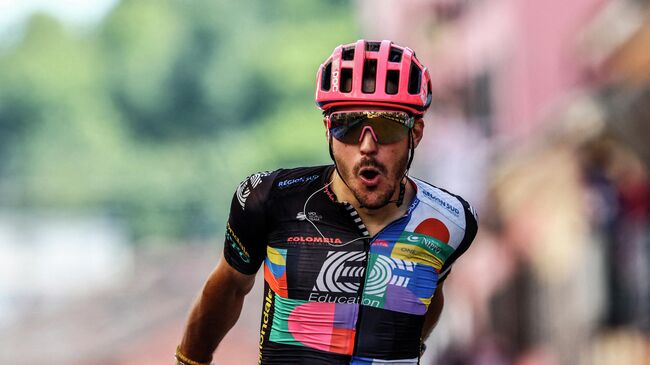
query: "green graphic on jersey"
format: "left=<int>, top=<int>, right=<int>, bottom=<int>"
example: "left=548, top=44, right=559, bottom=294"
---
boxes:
left=395, top=231, right=454, bottom=266
left=361, top=253, right=389, bottom=308
left=269, top=295, right=303, bottom=345
left=363, top=234, right=443, bottom=315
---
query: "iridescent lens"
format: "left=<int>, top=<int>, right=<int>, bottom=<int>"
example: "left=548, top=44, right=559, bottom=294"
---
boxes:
left=328, top=111, right=413, bottom=144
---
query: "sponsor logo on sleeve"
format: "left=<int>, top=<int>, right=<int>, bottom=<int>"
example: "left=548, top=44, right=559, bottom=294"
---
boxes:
left=226, top=223, right=250, bottom=263
left=277, top=174, right=320, bottom=189
left=420, top=189, right=461, bottom=217
left=236, top=171, right=271, bottom=210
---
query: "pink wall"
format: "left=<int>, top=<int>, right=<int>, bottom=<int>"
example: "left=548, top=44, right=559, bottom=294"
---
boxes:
left=495, top=0, right=605, bottom=138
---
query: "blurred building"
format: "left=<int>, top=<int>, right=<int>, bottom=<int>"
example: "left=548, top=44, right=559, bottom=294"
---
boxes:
left=0, top=213, right=131, bottom=324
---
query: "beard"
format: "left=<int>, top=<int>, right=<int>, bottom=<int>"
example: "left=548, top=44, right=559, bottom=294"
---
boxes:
left=335, top=150, right=409, bottom=210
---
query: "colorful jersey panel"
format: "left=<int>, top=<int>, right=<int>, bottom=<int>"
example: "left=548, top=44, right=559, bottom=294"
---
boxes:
left=223, top=165, right=478, bottom=364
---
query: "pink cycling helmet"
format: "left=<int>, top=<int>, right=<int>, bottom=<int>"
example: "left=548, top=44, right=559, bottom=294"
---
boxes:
left=315, top=39, right=432, bottom=116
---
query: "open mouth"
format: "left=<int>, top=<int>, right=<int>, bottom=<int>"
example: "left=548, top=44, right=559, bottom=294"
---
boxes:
left=360, top=169, right=379, bottom=179
left=358, top=167, right=381, bottom=186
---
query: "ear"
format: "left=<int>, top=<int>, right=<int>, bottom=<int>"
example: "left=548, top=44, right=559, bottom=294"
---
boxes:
left=323, top=118, right=330, bottom=140
left=411, top=118, right=425, bottom=148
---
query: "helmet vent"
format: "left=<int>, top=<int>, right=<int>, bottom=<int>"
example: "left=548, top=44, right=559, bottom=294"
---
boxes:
left=388, top=47, right=403, bottom=62
left=386, top=70, right=400, bottom=94
left=342, top=46, right=355, bottom=61
left=362, top=59, right=377, bottom=93
left=365, top=42, right=381, bottom=52
left=340, top=68, right=353, bottom=93
left=321, top=62, right=332, bottom=91
left=408, top=61, right=422, bottom=94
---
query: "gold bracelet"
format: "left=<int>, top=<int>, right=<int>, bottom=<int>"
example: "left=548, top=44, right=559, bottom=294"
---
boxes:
left=175, top=345, right=212, bottom=365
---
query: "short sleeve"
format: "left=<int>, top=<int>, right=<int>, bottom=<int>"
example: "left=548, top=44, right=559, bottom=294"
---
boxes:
left=438, top=197, right=478, bottom=282
left=223, top=170, right=279, bottom=275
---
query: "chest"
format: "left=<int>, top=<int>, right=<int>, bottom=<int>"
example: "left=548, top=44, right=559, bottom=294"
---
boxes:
left=262, top=203, right=455, bottom=315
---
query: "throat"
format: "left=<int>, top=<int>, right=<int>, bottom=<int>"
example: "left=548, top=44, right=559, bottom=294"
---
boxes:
left=329, top=168, right=415, bottom=235
left=356, top=205, right=406, bottom=236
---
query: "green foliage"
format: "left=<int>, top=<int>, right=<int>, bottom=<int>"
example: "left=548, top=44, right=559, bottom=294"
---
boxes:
left=0, top=0, right=357, bottom=241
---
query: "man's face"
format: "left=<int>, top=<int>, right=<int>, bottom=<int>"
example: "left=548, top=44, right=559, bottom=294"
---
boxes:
left=327, top=108, right=424, bottom=209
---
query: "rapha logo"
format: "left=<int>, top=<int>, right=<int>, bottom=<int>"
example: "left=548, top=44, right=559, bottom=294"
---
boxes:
left=296, top=211, right=322, bottom=222
left=236, top=171, right=270, bottom=210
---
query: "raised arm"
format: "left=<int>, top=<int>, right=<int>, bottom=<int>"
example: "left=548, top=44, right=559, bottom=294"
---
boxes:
left=177, top=257, right=256, bottom=364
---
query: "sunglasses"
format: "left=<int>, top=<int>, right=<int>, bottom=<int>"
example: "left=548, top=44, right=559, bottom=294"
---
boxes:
left=326, top=111, right=414, bottom=145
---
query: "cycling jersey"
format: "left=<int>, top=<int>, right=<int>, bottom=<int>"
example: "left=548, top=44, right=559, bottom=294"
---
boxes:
left=224, top=165, right=478, bottom=365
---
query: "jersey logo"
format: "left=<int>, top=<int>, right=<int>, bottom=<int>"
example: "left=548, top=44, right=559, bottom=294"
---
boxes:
left=296, top=211, right=322, bottom=222
left=364, top=255, right=414, bottom=297
left=277, top=174, right=320, bottom=189
left=314, top=251, right=365, bottom=293
left=236, top=171, right=270, bottom=210
left=312, top=251, right=413, bottom=295
left=420, top=189, right=461, bottom=217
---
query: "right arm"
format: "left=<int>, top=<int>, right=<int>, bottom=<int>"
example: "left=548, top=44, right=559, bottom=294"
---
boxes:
left=178, top=257, right=256, bottom=364
left=176, top=171, right=277, bottom=364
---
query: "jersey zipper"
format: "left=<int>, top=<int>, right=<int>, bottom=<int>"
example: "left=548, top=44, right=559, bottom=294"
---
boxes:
left=350, top=214, right=410, bottom=360
left=350, top=236, right=370, bottom=362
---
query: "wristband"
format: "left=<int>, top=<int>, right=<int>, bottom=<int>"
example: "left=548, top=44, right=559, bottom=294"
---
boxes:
left=175, top=346, right=212, bottom=365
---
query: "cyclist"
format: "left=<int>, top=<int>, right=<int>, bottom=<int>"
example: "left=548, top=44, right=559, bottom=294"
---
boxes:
left=176, top=39, right=478, bottom=365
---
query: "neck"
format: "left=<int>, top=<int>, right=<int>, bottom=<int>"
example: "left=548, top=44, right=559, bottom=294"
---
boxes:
left=329, top=169, right=414, bottom=234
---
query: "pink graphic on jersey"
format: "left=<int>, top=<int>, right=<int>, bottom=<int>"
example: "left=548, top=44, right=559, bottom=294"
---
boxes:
left=288, top=302, right=356, bottom=355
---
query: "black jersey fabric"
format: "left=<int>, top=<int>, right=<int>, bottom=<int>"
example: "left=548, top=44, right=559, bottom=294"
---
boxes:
left=223, top=165, right=478, bottom=365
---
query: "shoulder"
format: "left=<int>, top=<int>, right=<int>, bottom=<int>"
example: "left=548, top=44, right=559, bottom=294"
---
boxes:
left=272, top=165, right=330, bottom=192
left=408, top=177, right=478, bottom=249
left=234, top=165, right=331, bottom=210
left=412, top=177, right=478, bottom=224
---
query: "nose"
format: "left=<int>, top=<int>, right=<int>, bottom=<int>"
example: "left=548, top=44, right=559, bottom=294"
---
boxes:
left=359, top=126, right=378, bottom=155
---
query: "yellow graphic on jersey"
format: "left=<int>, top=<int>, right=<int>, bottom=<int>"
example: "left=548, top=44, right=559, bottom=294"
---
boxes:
left=391, top=243, right=444, bottom=271
left=267, top=246, right=286, bottom=266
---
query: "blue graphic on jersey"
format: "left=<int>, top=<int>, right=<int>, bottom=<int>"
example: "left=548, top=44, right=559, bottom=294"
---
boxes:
left=369, top=216, right=409, bottom=256
left=350, top=356, right=417, bottom=364
left=407, top=264, right=437, bottom=298
left=265, top=247, right=287, bottom=278
left=350, top=357, right=374, bottom=364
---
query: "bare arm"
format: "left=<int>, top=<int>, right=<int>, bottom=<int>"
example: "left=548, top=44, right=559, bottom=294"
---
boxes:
left=178, top=255, right=256, bottom=363
left=421, top=281, right=445, bottom=343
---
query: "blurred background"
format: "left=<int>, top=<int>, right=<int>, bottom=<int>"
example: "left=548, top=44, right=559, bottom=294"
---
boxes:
left=0, top=0, right=648, bottom=364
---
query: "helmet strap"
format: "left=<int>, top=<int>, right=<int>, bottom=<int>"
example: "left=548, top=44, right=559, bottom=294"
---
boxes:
left=395, top=131, right=415, bottom=208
